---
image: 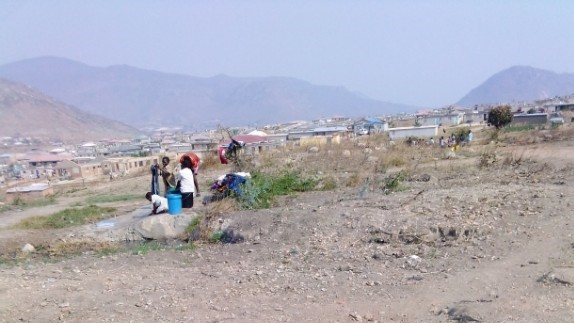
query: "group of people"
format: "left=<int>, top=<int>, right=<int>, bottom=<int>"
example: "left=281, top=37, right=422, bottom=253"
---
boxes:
left=145, top=152, right=201, bottom=215
left=437, top=130, right=473, bottom=149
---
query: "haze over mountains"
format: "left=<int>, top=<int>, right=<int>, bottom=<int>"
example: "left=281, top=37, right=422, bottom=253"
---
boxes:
left=0, top=79, right=141, bottom=142
left=457, top=66, right=574, bottom=106
left=0, top=57, right=416, bottom=129
left=1, top=57, right=574, bottom=138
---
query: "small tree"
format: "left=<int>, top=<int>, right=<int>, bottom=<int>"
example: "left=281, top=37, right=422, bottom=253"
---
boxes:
left=488, top=105, right=513, bottom=129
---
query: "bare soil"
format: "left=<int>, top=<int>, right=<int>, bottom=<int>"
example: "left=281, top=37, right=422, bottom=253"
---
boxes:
left=1, top=132, right=574, bottom=322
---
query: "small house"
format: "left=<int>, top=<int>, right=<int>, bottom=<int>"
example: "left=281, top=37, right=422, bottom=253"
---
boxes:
left=5, top=183, right=54, bottom=204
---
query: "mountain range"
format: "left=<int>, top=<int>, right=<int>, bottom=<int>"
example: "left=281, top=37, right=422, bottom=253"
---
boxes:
left=0, top=57, right=416, bottom=129
left=1, top=57, right=574, bottom=140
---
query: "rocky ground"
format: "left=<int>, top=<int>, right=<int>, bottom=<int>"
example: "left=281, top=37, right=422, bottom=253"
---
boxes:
left=1, top=131, right=574, bottom=322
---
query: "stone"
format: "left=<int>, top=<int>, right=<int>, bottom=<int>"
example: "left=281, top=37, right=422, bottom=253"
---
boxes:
left=364, top=148, right=373, bottom=154
left=134, top=213, right=199, bottom=240
left=308, top=146, right=319, bottom=153
left=342, top=150, right=351, bottom=157
left=447, top=306, right=480, bottom=322
left=538, top=268, right=574, bottom=285
left=405, top=255, right=421, bottom=269
left=21, top=243, right=35, bottom=254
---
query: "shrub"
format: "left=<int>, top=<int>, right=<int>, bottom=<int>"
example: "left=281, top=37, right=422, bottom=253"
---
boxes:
left=321, top=175, right=338, bottom=190
left=238, top=169, right=317, bottom=209
left=383, top=171, right=408, bottom=194
left=488, top=105, right=513, bottom=129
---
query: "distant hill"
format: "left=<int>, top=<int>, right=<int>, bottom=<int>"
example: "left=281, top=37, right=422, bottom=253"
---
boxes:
left=0, top=57, right=417, bottom=129
left=0, top=79, right=142, bottom=142
left=457, top=66, right=574, bottom=107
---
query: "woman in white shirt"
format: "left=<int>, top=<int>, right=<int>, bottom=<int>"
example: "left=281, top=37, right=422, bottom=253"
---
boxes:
left=177, top=156, right=195, bottom=208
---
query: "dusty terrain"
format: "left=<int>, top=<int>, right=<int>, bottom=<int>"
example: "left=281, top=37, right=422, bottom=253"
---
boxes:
left=1, top=128, right=574, bottom=322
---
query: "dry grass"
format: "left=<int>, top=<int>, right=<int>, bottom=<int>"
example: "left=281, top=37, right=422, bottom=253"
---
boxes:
left=43, top=240, right=119, bottom=257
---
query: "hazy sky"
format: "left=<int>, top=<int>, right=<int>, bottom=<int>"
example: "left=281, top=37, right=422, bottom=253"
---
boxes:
left=1, top=0, right=573, bottom=107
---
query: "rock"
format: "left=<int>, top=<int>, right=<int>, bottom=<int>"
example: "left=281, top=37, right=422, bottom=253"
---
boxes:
left=364, top=148, right=373, bottom=154
left=405, top=255, right=421, bottom=269
left=342, top=150, right=351, bottom=157
left=447, top=306, right=480, bottom=322
left=134, top=213, right=199, bottom=240
left=445, top=151, right=457, bottom=159
left=21, top=243, right=35, bottom=254
left=308, top=146, right=319, bottom=153
left=538, top=269, right=574, bottom=285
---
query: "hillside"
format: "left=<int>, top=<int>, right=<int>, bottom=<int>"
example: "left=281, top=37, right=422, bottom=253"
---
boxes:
left=0, top=57, right=417, bottom=128
left=0, top=79, right=142, bottom=142
left=457, top=65, right=574, bottom=106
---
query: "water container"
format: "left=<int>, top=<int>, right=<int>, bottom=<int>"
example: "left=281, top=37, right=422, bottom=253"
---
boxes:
left=166, top=194, right=182, bottom=215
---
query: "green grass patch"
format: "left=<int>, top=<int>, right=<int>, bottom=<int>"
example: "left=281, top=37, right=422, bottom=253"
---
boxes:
left=85, top=194, right=141, bottom=204
left=210, top=230, right=225, bottom=243
left=175, top=242, right=196, bottom=251
left=131, top=241, right=164, bottom=255
left=186, top=215, right=203, bottom=234
left=503, top=125, right=535, bottom=133
left=14, top=205, right=116, bottom=229
left=238, top=169, right=317, bottom=209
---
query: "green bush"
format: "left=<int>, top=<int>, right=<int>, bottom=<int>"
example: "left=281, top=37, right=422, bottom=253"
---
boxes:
left=238, top=170, right=317, bottom=209
left=488, top=105, right=513, bottom=129
left=383, top=171, right=408, bottom=194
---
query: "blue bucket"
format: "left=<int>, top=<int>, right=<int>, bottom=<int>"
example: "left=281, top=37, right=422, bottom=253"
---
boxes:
left=166, top=194, right=182, bottom=215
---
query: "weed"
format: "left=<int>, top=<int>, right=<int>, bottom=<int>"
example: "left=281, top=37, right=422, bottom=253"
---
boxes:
left=131, top=241, right=163, bottom=255
left=383, top=171, right=408, bottom=194
left=344, top=173, right=362, bottom=187
left=175, top=242, right=196, bottom=251
left=386, top=155, right=407, bottom=167
left=186, top=215, right=203, bottom=234
left=14, top=205, right=116, bottom=229
left=46, top=241, right=120, bottom=257
left=238, top=169, right=317, bottom=209
left=502, top=150, right=526, bottom=167
left=322, top=175, right=338, bottom=190
left=478, top=149, right=497, bottom=169
left=210, top=230, right=225, bottom=243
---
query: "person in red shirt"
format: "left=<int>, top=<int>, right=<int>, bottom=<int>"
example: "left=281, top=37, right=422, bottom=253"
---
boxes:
left=179, top=152, right=201, bottom=196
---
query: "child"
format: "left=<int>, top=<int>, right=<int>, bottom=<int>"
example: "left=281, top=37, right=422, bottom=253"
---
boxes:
left=145, top=192, right=169, bottom=215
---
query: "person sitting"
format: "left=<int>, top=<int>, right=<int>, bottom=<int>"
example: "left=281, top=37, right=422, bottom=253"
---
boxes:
left=145, top=192, right=169, bottom=215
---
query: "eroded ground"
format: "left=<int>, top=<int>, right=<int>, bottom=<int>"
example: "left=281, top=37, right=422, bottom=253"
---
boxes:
left=1, top=134, right=574, bottom=322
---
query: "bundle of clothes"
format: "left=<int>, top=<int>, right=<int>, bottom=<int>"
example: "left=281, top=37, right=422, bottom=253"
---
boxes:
left=210, top=172, right=251, bottom=198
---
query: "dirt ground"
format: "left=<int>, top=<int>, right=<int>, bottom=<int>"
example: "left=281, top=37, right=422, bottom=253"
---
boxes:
left=1, top=130, right=574, bottom=322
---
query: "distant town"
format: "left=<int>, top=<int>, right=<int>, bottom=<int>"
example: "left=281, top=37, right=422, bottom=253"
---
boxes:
left=1, top=94, right=573, bottom=190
